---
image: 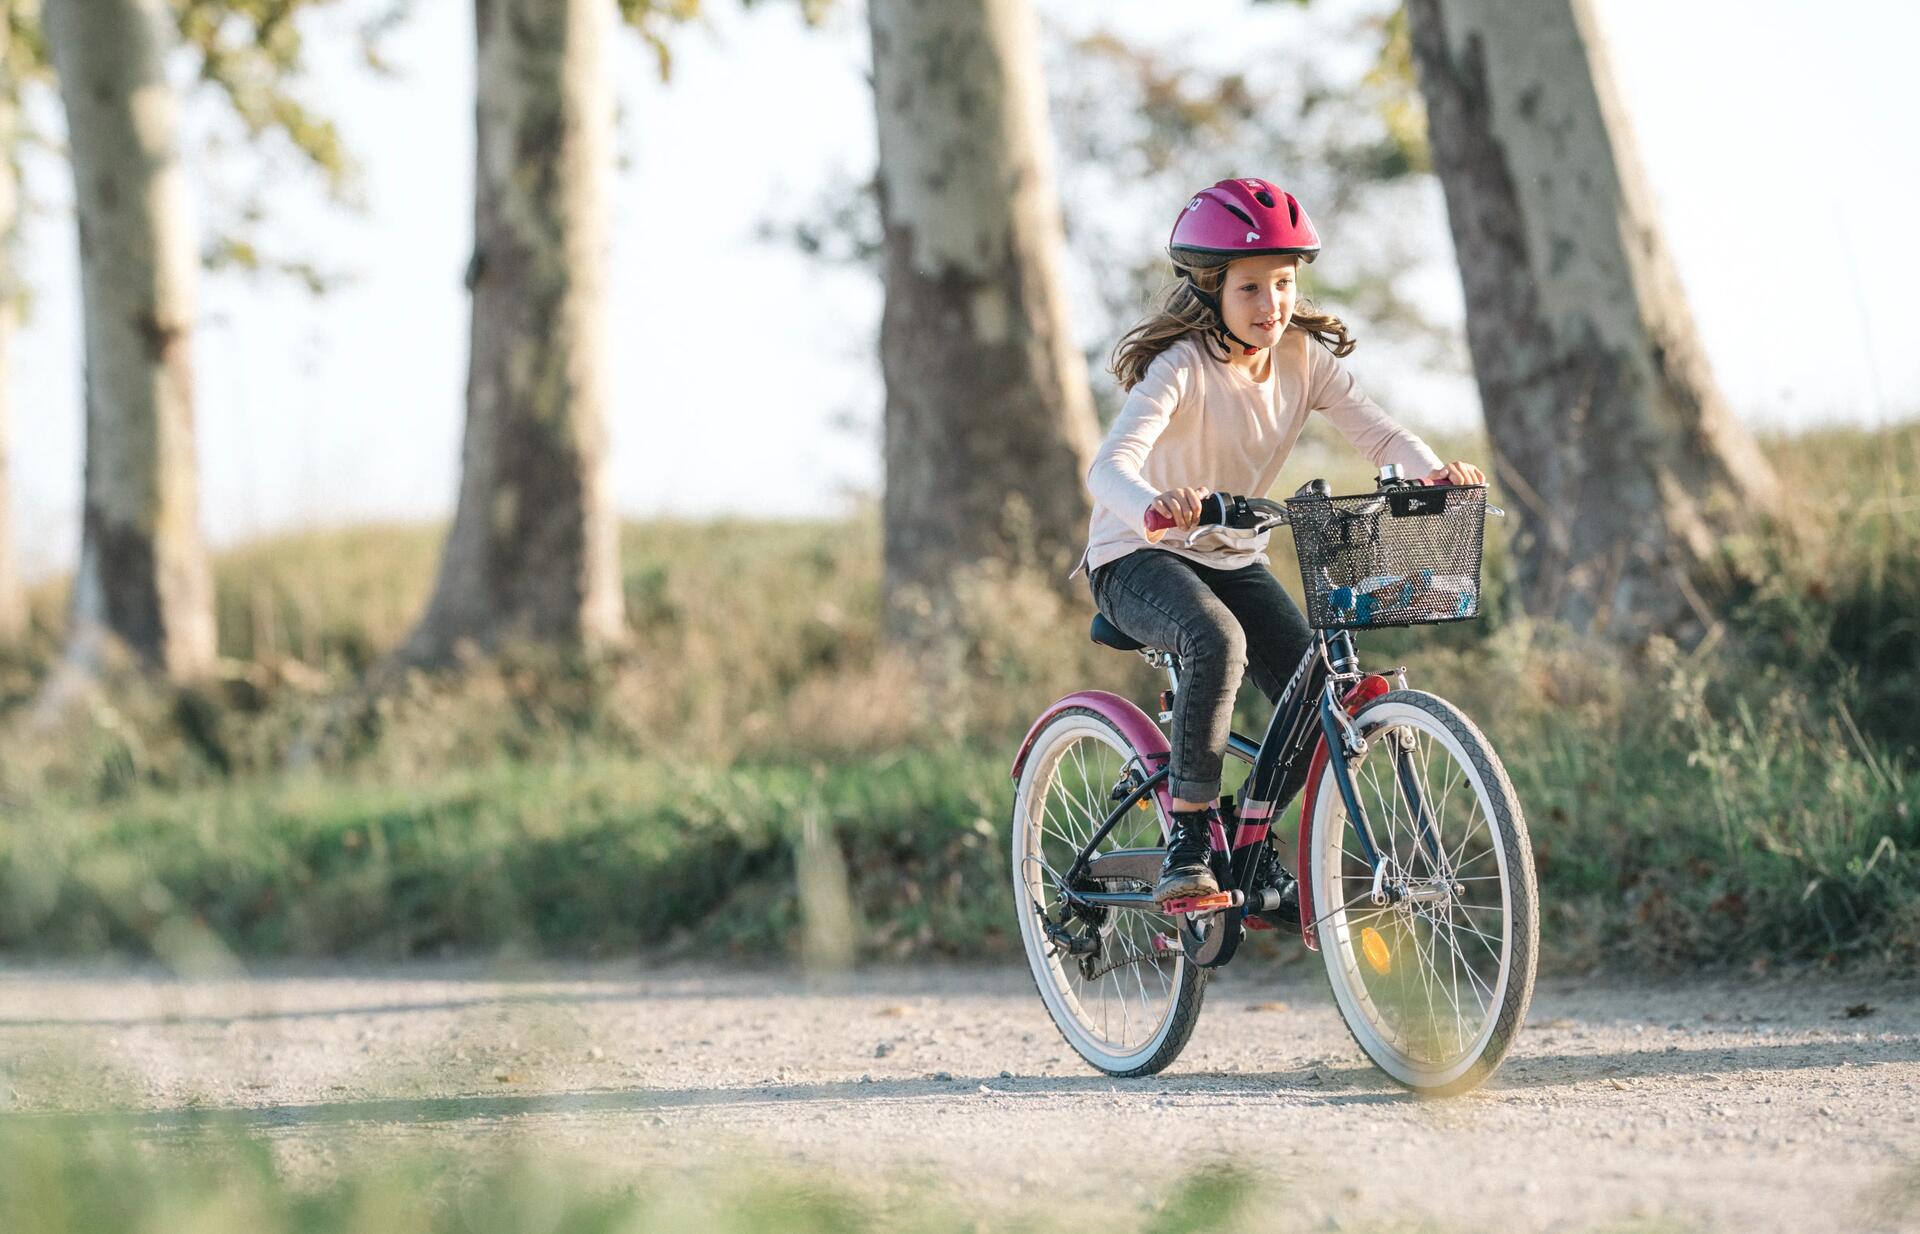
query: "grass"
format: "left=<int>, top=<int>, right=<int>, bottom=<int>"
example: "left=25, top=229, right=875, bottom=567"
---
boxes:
left=0, top=421, right=1915, bottom=972
left=0, top=752, right=1011, bottom=961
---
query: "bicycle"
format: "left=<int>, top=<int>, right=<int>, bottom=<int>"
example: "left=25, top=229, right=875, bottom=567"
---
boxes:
left=1009, top=466, right=1537, bottom=1096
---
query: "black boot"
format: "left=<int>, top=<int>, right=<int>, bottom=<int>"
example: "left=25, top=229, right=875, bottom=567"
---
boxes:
left=1154, top=807, right=1220, bottom=905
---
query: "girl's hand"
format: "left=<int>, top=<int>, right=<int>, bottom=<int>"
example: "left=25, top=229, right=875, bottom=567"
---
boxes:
left=1148, top=486, right=1213, bottom=531
left=1423, top=461, right=1486, bottom=486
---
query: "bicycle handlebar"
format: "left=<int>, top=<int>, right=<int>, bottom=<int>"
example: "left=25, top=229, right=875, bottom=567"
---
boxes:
left=1139, top=474, right=1505, bottom=539
left=1142, top=479, right=1371, bottom=537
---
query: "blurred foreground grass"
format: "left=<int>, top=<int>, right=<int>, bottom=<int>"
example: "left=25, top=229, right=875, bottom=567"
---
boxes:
left=0, top=1122, right=1712, bottom=1234
left=0, top=1123, right=1236, bottom=1234
left=0, top=422, right=1915, bottom=971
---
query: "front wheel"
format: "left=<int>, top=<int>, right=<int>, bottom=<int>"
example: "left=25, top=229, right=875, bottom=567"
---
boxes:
left=1306, top=689, right=1537, bottom=1095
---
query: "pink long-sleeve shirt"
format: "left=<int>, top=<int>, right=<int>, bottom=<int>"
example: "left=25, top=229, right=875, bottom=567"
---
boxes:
left=1079, top=327, right=1443, bottom=576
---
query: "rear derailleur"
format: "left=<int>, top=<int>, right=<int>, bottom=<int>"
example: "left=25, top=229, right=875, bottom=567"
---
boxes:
left=1037, top=901, right=1106, bottom=977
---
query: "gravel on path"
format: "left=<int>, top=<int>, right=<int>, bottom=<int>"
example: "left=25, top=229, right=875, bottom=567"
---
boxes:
left=2, top=959, right=1917, bottom=1232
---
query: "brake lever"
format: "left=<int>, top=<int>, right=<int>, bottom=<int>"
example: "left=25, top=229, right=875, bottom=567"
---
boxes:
left=1169, top=521, right=1231, bottom=549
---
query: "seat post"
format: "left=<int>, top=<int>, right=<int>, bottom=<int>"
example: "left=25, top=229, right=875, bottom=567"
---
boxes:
left=1139, top=648, right=1181, bottom=712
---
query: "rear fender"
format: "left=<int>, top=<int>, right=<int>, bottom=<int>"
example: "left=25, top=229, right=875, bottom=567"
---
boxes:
left=1295, top=674, right=1393, bottom=951
left=1010, top=691, right=1174, bottom=822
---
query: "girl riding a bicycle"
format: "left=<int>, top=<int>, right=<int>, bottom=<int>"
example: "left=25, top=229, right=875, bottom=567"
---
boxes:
left=1081, top=177, right=1485, bottom=907
left=1014, top=179, right=1534, bottom=1090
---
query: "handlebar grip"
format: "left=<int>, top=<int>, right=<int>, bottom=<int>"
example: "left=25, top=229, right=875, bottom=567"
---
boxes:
left=1145, top=493, right=1232, bottom=538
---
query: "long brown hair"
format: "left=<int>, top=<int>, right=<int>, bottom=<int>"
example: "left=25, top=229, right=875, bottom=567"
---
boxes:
left=1109, top=258, right=1356, bottom=391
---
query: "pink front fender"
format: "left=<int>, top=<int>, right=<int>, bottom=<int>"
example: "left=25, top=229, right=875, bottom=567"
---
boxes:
left=1010, top=691, right=1174, bottom=819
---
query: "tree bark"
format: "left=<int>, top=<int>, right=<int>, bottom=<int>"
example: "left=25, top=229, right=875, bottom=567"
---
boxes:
left=1404, top=0, right=1775, bottom=643
left=405, top=0, right=623, bottom=662
left=45, top=0, right=215, bottom=678
left=0, top=15, right=26, bottom=642
left=868, top=0, right=1100, bottom=638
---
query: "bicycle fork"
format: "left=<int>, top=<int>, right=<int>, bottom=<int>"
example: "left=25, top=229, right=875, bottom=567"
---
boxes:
left=1318, top=684, right=1446, bottom=908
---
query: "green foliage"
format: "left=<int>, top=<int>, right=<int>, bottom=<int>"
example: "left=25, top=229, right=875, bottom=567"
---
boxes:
left=2, top=0, right=45, bottom=81
left=169, top=0, right=383, bottom=295
left=1724, top=423, right=1920, bottom=758
left=176, top=0, right=353, bottom=192
left=618, top=0, right=830, bottom=82
left=616, top=0, right=704, bottom=81
left=1241, top=5, right=1430, bottom=184
left=1347, top=7, right=1429, bottom=178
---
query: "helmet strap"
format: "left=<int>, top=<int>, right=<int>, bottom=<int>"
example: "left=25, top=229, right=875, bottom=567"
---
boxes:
left=1182, top=274, right=1263, bottom=356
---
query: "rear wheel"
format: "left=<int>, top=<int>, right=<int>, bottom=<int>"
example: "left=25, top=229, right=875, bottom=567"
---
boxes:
left=1012, top=707, right=1205, bottom=1076
left=1306, top=690, right=1536, bottom=1095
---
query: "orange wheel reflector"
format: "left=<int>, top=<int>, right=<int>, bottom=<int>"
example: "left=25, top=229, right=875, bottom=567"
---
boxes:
left=1361, top=926, right=1392, bottom=974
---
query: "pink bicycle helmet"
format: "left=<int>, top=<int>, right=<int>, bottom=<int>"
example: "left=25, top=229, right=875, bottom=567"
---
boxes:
left=1168, top=177, right=1321, bottom=265
left=1167, top=177, right=1321, bottom=353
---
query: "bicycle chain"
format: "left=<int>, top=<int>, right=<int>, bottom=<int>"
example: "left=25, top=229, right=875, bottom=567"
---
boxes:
left=1080, top=949, right=1169, bottom=982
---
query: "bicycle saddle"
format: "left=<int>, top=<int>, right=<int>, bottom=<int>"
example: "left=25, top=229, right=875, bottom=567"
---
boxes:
left=1088, top=613, right=1147, bottom=652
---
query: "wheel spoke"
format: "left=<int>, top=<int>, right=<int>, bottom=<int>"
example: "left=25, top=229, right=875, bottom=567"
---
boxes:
left=1445, top=907, right=1508, bottom=951
left=1450, top=931, right=1499, bottom=1010
left=1443, top=908, right=1466, bottom=1052
left=1407, top=911, right=1443, bottom=1046
left=1415, top=911, right=1467, bottom=1021
left=1430, top=910, right=1487, bottom=1022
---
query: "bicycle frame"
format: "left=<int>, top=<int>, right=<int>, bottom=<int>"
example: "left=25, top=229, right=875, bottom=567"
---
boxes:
left=1012, top=625, right=1437, bottom=958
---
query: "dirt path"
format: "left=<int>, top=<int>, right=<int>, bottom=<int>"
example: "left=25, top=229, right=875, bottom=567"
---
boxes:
left=3, top=959, right=1918, bottom=1232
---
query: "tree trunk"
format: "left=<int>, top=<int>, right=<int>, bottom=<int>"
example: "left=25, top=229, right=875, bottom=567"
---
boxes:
left=404, top=0, right=623, bottom=663
left=0, top=16, right=27, bottom=642
left=1404, top=0, right=1776, bottom=643
left=45, top=0, right=215, bottom=678
left=868, top=0, right=1100, bottom=638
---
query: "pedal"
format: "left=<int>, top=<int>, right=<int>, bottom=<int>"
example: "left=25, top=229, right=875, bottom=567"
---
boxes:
left=1245, top=877, right=1300, bottom=928
left=1160, top=890, right=1239, bottom=916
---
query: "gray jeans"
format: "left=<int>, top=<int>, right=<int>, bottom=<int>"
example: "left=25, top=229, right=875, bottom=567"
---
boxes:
left=1089, top=549, right=1314, bottom=803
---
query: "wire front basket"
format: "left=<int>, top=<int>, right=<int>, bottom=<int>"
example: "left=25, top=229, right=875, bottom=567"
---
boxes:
left=1285, top=484, right=1488, bottom=629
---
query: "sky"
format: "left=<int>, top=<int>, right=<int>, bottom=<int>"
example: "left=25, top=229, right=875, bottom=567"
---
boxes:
left=10, top=0, right=1919, bottom=577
